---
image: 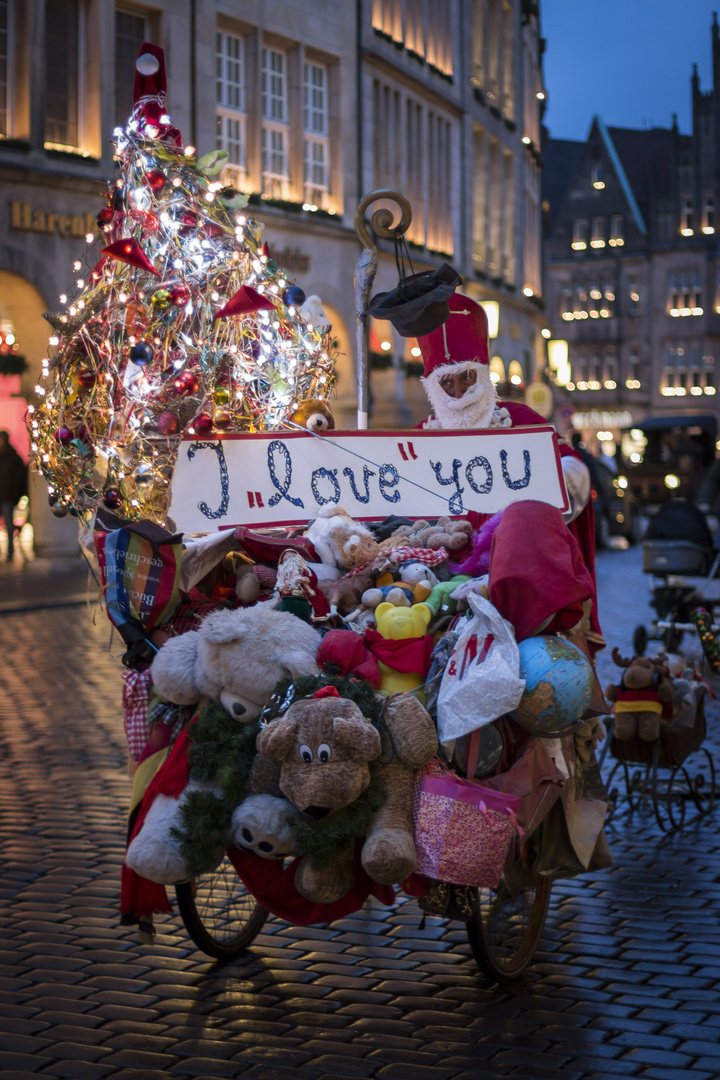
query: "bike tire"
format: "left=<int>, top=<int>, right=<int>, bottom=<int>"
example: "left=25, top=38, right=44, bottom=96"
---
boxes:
left=175, top=856, right=268, bottom=960
left=466, top=873, right=552, bottom=982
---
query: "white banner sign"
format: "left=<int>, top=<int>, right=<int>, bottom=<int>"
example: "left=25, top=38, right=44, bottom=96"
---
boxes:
left=168, top=426, right=569, bottom=533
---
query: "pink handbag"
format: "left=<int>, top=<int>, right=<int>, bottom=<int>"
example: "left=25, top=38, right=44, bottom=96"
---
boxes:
left=414, top=766, right=522, bottom=888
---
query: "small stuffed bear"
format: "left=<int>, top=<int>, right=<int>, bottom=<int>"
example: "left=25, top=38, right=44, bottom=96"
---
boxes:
left=369, top=601, right=433, bottom=695
left=250, top=687, right=437, bottom=902
left=291, top=398, right=335, bottom=433
left=605, top=647, right=674, bottom=742
left=305, top=506, right=381, bottom=570
left=251, top=690, right=382, bottom=903
left=378, top=517, right=472, bottom=554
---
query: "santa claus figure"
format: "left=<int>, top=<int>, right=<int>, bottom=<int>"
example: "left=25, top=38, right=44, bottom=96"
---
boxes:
left=416, top=293, right=603, bottom=653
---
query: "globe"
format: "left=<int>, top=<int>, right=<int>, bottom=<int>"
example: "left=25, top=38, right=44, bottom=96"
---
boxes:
left=510, top=636, right=594, bottom=737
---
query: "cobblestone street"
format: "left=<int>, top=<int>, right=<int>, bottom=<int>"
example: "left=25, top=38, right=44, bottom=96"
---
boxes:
left=0, top=544, right=719, bottom=1080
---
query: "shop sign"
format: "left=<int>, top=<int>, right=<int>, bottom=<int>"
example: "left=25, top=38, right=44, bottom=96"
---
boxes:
left=571, top=409, right=634, bottom=429
left=9, top=201, right=96, bottom=238
left=273, top=247, right=311, bottom=273
left=168, top=426, right=568, bottom=533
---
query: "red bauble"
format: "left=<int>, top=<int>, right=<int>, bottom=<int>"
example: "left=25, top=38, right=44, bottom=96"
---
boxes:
left=103, top=488, right=122, bottom=509
left=170, top=284, right=190, bottom=307
left=54, top=426, right=74, bottom=445
left=146, top=168, right=166, bottom=192
left=192, top=413, right=214, bottom=435
left=76, top=367, right=97, bottom=389
left=174, top=370, right=199, bottom=395
left=157, top=410, right=181, bottom=435
left=96, top=206, right=114, bottom=229
left=205, top=223, right=224, bottom=239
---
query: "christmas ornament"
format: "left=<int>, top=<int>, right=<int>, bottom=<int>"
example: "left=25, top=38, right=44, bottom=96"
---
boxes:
left=54, top=426, right=74, bottom=445
left=212, top=406, right=232, bottom=429
left=214, top=285, right=277, bottom=320
left=76, top=367, right=97, bottom=389
left=146, top=168, right=166, bottom=192
left=169, top=284, right=190, bottom=307
left=192, top=413, right=213, bottom=435
left=283, top=285, right=306, bottom=308
left=50, top=500, right=69, bottom=518
left=103, top=488, right=123, bottom=509
left=174, top=370, right=200, bottom=395
left=100, top=238, right=160, bottom=276
left=134, top=462, right=157, bottom=485
left=130, top=343, right=153, bottom=365
left=157, top=410, right=180, bottom=435
left=150, top=288, right=172, bottom=310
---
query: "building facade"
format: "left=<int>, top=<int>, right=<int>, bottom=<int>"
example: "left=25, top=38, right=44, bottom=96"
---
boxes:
left=0, top=0, right=545, bottom=554
left=543, top=14, right=720, bottom=452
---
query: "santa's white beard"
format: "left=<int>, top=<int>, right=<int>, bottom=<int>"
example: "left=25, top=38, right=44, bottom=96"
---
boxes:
left=422, top=366, right=500, bottom=430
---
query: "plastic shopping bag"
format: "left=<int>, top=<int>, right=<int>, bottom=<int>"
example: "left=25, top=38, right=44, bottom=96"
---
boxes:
left=436, top=592, right=525, bottom=743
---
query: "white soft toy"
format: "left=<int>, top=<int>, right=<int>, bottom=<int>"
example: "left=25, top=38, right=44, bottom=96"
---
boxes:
left=304, top=506, right=379, bottom=570
left=230, top=794, right=300, bottom=859
left=299, top=294, right=331, bottom=334
left=150, top=606, right=322, bottom=721
left=125, top=607, right=322, bottom=886
left=125, top=781, right=225, bottom=885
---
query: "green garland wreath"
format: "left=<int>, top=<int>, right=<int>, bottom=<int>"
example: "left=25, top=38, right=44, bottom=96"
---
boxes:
left=170, top=676, right=388, bottom=878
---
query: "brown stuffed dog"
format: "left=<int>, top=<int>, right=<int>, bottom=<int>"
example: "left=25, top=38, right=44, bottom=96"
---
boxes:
left=605, top=647, right=673, bottom=741
left=251, top=689, right=437, bottom=903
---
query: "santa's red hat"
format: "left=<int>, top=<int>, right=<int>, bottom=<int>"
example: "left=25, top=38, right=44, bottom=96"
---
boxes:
left=416, top=294, right=489, bottom=380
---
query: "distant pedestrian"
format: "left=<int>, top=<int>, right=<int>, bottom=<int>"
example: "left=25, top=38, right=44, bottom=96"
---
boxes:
left=0, top=430, right=27, bottom=560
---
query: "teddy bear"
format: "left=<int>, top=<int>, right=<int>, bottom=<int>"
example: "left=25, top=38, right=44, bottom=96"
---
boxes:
left=378, top=516, right=472, bottom=554
left=305, top=506, right=381, bottom=570
left=250, top=685, right=437, bottom=902
left=320, top=567, right=377, bottom=616
left=123, top=607, right=322, bottom=885
left=291, top=398, right=335, bottom=433
left=149, top=605, right=322, bottom=721
left=605, top=647, right=674, bottom=742
left=364, top=601, right=434, bottom=696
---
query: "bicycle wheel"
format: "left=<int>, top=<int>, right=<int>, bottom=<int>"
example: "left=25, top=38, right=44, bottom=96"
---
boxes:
left=466, top=871, right=552, bottom=982
left=175, top=855, right=268, bottom=960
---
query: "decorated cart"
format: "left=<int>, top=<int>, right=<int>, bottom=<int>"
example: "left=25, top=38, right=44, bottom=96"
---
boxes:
left=28, top=45, right=613, bottom=982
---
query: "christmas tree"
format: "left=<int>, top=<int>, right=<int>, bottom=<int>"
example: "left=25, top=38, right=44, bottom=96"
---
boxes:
left=28, top=44, right=334, bottom=525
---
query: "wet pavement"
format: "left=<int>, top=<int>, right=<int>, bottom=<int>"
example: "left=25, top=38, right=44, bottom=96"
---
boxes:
left=0, top=543, right=719, bottom=1080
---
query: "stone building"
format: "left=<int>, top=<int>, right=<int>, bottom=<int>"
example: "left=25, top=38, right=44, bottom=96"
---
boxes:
left=543, top=14, right=720, bottom=451
left=0, top=0, right=545, bottom=556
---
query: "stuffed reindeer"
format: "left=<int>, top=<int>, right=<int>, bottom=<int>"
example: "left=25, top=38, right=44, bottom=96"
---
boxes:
left=605, top=647, right=674, bottom=742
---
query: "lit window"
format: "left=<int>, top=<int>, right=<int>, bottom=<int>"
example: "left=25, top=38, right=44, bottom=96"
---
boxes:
left=303, top=62, right=330, bottom=208
left=591, top=217, right=605, bottom=248
left=115, top=9, right=148, bottom=130
left=261, top=47, right=290, bottom=198
left=591, top=163, right=604, bottom=189
left=609, top=213, right=624, bottom=246
left=681, top=195, right=694, bottom=235
left=216, top=32, right=247, bottom=186
left=703, top=194, right=715, bottom=234
left=572, top=219, right=587, bottom=250
left=45, top=0, right=82, bottom=149
left=628, top=274, right=640, bottom=314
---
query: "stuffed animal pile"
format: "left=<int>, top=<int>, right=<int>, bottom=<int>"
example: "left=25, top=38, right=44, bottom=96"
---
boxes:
left=119, top=502, right=606, bottom=930
left=120, top=505, right=500, bottom=921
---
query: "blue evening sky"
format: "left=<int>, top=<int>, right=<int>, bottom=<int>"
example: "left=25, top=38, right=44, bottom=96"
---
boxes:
left=541, top=0, right=719, bottom=141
